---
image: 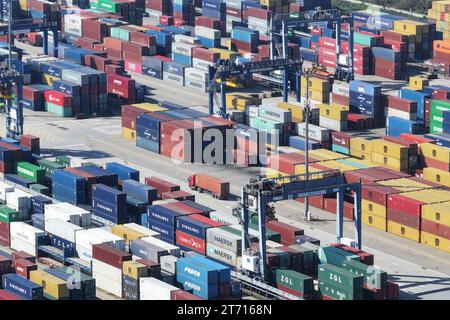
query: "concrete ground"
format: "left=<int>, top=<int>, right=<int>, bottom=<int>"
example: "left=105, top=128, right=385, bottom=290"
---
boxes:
left=3, top=41, right=450, bottom=300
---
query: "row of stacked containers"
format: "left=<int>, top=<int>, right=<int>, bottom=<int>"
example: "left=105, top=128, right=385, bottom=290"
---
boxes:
left=0, top=133, right=400, bottom=300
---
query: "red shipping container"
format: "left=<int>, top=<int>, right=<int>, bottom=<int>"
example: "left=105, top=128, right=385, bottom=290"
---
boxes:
left=12, top=251, right=35, bottom=263
left=130, top=32, right=156, bottom=47
left=246, top=7, right=271, bottom=20
left=331, top=132, right=351, bottom=148
left=107, top=73, right=136, bottom=99
left=0, top=256, right=11, bottom=274
left=421, top=219, right=450, bottom=240
left=387, top=96, right=417, bottom=113
left=386, top=281, right=399, bottom=300
left=164, top=202, right=204, bottom=215
left=171, top=290, right=204, bottom=300
left=23, top=85, right=43, bottom=102
left=161, top=190, right=195, bottom=202
left=422, top=157, right=450, bottom=171
left=332, top=93, right=349, bottom=107
left=295, top=195, right=325, bottom=210
left=192, top=47, right=219, bottom=63
left=159, top=15, right=174, bottom=26
left=399, top=133, right=434, bottom=146
left=323, top=198, right=354, bottom=220
left=362, top=184, right=401, bottom=206
left=14, top=258, right=38, bottom=279
left=387, top=194, right=423, bottom=216
left=92, top=244, right=132, bottom=269
left=267, top=220, right=304, bottom=245
left=0, top=290, right=22, bottom=300
left=330, top=243, right=374, bottom=265
left=277, top=284, right=309, bottom=299
left=189, top=214, right=223, bottom=227
left=318, top=37, right=336, bottom=49
left=387, top=209, right=420, bottom=229
left=44, top=90, right=72, bottom=107
left=124, top=60, right=142, bottom=74
left=175, top=230, right=205, bottom=254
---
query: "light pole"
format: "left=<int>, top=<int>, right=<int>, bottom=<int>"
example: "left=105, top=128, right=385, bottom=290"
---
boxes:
left=304, top=71, right=311, bottom=222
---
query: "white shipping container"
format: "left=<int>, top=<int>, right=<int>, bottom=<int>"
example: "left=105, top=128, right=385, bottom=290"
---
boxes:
left=206, top=227, right=241, bottom=253
left=45, top=219, right=83, bottom=243
left=387, top=107, right=417, bottom=121
left=139, top=277, right=178, bottom=300
left=93, top=272, right=122, bottom=297
left=206, top=243, right=242, bottom=269
left=171, top=42, right=198, bottom=56
left=64, top=14, right=83, bottom=36
left=10, top=236, right=38, bottom=256
left=159, top=255, right=178, bottom=274
left=44, top=202, right=91, bottom=227
left=163, top=73, right=184, bottom=85
left=259, top=104, right=292, bottom=123
left=333, top=81, right=350, bottom=96
left=192, top=58, right=213, bottom=71
left=266, top=240, right=284, bottom=249
left=6, top=189, right=31, bottom=210
left=173, top=34, right=199, bottom=44
left=92, top=259, right=122, bottom=296
left=208, top=212, right=239, bottom=225
left=195, top=26, right=221, bottom=40
left=338, top=54, right=350, bottom=67
left=319, top=116, right=348, bottom=131
left=140, top=237, right=180, bottom=257
left=76, top=244, right=95, bottom=261
left=184, top=78, right=207, bottom=92
left=123, top=223, right=160, bottom=238
left=184, top=67, right=208, bottom=82
left=246, top=105, right=259, bottom=118
left=75, top=228, right=125, bottom=252
left=10, top=222, right=44, bottom=244
left=0, top=181, right=14, bottom=201
left=296, top=123, right=330, bottom=142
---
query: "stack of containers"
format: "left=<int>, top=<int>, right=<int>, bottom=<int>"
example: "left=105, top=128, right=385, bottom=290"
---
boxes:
left=122, top=180, right=158, bottom=204
left=105, top=162, right=139, bottom=182
left=92, top=243, right=132, bottom=297
left=349, top=80, right=383, bottom=127
left=146, top=205, right=182, bottom=244
left=172, top=0, right=194, bottom=25
left=2, top=274, right=43, bottom=300
left=121, top=103, right=168, bottom=141
left=386, top=95, right=418, bottom=122
left=91, top=184, right=128, bottom=224
left=371, top=47, right=405, bottom=80
left=341, top=43, right=371, bottom=75
left=393, top=20, right=431, bottom=60
left=75, top=228, right=125, bottom=262
left=428, top=1, right=450, bottom=40
left=318, top=263, right=363, bottom=300
left=175, top=257, right=220, bottom=299
left=387, top=189, right=450, bottom=243
left=10, top=222, right=45, bottom=257
left=420, top=201, right=450, bottom=253
left=52, top=169, right=87, bottom=205
left=195, top=26, right=221, bottom=48
left=420, top=142, right=450, bottom=175
left=0, top=204, right=19, bottom=247
left=142, top=55, right=170, bottom=79
left=431, top=40, right=450, bottom=77
left=139, top=277, right=179, bottom=300
left=22, top=85, right=46, bottom=111
left=246, top=7, right=271, bottom=36
left=184, top=67, right=209, bottom=92
left=146, top=30, right=172, bottom=55
left=371, top=139, right=410, bottom=173
left=318, top=103, right=348, bottom=131
left=145, top=0, right=172, bottom=19
left=331, top=132, right=352, bottom=155
left=135, top=112, right=179, bottom=153
left=171, top=38, right=199, bottom=66
left=192, top=47, right=219, bottom=71
left=231, top=26, right=259, bottom=54
left=162, top=61, right=186, bottom=86
left=202, top=0, right=226, bottom=33
left=225, top=0, right=243, bottom=34
left=122, top=260, right=149, bottom=300
left=430, top=100, right=450, bottom=134
left=317, top=37, right=337, bottom=69
left=205, top=225, right=242, bottom=269
left=107, top=73, right=136, bottom=102
left=301, top=76, right=330, bottom=104
left=175, top=214, right=222, bottom=255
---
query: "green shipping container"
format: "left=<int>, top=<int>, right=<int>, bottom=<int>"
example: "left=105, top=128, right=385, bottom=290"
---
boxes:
left=341, top=260, right=387, bottom=290
left=46, top=102, right=72, bottom=117
left=354, top=32, right=377, bottom=47
left=274, top=268, right=313, bottom=296
left=267, top=249, right=291, bottom=267
left=17, top=162, right=45, bottom=183
left=98, top=0, right=121, bottom=13
left=319, top=280, right=362, bottom=300
left=55, top=156, right=71, bottom=167
left=318, top=246, right=360, bottom=266
left=30, top=184, right=50, bottom=196
left=249, top=117, right=284, bottom=132
left=0, top=205, right=20, bottom=223
left=37, top=159, right=64, bottom=178
left=110, top=27, right=131, bottom=41
left=288, top=244, right=318, bottom=265
left=318, top=264, right=364, bottom=292
left=430, top=100, right=450, bottom=120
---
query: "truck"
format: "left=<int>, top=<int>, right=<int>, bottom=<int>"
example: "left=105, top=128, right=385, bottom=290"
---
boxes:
left=187, top=173, right=230, bottom=200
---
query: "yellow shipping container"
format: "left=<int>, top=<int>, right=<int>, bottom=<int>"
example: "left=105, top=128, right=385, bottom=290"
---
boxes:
left=317, top=104, right=348, bottom=121
left=423, top=167, right=450, bottom=187
left=209, top=48, right=239, bottom=60
left=394, top=20, right=426, bottom=35
left=277, top=102, right=304, bottom=122
left=19, top=0, right=28, bottom=10
left=350, top=150, right=371, bottom=161
left=122, top=260, right=148, bottom=280
left=420, top=143, right=450, bottom=164
left=362, top=200, right=386, bottom=219
left=362, top=212, right=387, bottom=231
left=30, top=269, right=70, bottom=300
left=401, top=188, right=450, bottom=204
left=132, top=103, right=168, bottom=113
left=226, top=94, right=237, bottom=109
left=294, top=164, right=327, bottom=177
left=111, top=225, right=147, bottom=245
left=372, top=140, right=409, bottom=160
left=421, top=231, right=450, bottom=253
left=387, top=220, right=420, bottom=242
left=378, top=177, right=438, bottom=192
left=350, top=137, right=373, bottom=155
left=301, top=89, right=330, bottom=103
left=42, top=74, right=60, bottom=86
left=422, top=202, right=450, bottom=226
left=320, top=160, right=359, bottom=172
left=371, top=152, right=409, bottom=171
left=301, top=76, right=330, bottom=92
left=122, top=128, right=136, bottom=141
left=308, top=149, right=348, bottom=161
left=409, top=76, right=429, bottom=90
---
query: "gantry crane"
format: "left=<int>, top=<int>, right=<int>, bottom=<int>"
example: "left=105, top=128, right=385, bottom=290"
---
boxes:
left=236, top=171, right=362, bottom=281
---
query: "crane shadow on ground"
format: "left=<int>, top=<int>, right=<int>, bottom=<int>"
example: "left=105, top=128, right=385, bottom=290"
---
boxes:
left=388, top=274, right=450, bottom=300
left=38, top=148, right=113, bottom=161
